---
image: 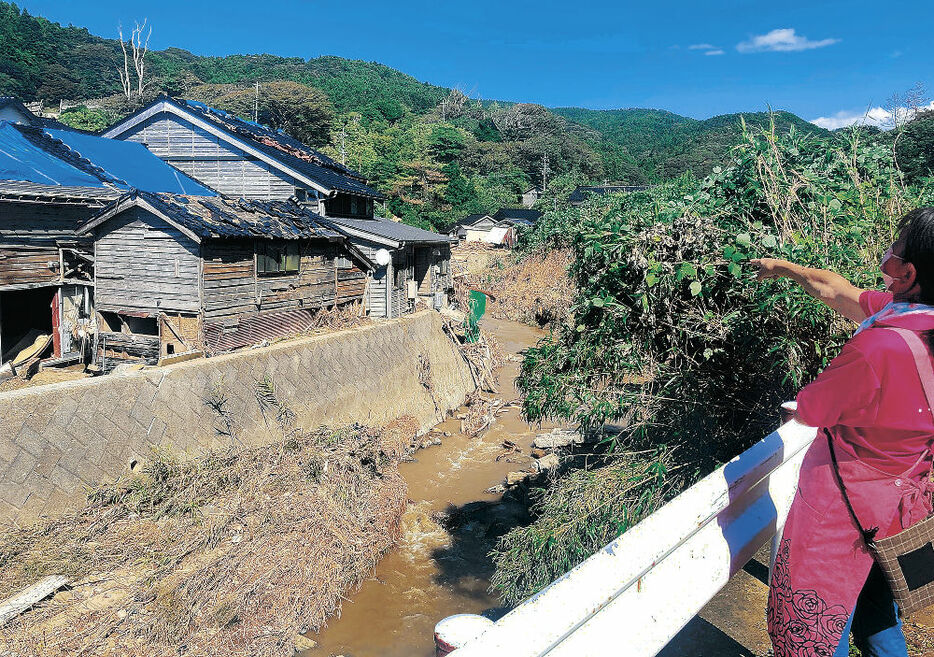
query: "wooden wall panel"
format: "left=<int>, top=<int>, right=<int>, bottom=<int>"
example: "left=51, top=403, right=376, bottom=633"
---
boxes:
left=121, top=114, right=301, bottom=200
left=0, top=202, right=93, bottom=288
left=94, top=208, right=201, bottom=314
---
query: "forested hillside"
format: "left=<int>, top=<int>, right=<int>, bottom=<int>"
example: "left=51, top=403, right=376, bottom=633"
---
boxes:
left=5, top=1, right=900, bottom=231
left=553, top=107, right=827, bottom=180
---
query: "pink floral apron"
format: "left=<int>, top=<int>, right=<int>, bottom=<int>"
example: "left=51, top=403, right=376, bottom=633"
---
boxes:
left=768, top=297, right=934, bottom=655
left=768, top=435, right=933, bottom=655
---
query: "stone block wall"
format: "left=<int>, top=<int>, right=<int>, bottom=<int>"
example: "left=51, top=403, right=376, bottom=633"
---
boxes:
left=0, top=311, right=474, bottom=524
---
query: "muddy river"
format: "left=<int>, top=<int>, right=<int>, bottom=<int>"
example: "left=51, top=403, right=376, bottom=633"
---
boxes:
left=309, top=317, right=558, bottom=657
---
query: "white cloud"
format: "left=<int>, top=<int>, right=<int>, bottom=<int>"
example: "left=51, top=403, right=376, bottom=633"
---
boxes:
left=810, top=101, right=934, bottom=130
left=737, top=28, right=839, bottom=53
left=687, top=43, right=724, bottom=56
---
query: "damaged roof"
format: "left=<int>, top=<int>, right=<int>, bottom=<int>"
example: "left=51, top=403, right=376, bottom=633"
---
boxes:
left=80, top=191, right=343, bottom=242
left=0, top=121, right=215, bottom=196
left=492, top=207, right=543, bottom=223
left=102, top=97, right=383, bottom=200
left=321, top=215, right=451, bottom=247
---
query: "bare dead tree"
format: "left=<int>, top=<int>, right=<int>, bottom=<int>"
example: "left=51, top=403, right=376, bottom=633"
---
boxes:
left=132, top=20, right=152, bottom=99
left=116, top=20, right=152, bottom=103
left=117, top=24, right=132, bottom=101
left=884, top=82, right=929, bottom=176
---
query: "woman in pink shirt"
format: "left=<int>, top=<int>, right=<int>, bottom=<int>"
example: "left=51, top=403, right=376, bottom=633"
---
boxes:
left=753, top=206, right=934, bottom=657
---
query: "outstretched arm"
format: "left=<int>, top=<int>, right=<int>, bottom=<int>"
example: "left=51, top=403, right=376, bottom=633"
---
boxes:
left=750, top=258, right=868, bottom=323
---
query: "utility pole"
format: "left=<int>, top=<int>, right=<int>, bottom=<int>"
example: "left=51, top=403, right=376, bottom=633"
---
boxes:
left=339, top=125, right=347, bottom=165
left=542, top=153, right=550, bottom=191
left=441, top=98, right=447, bottom=122
left=253, top=82, right=260, bottom=123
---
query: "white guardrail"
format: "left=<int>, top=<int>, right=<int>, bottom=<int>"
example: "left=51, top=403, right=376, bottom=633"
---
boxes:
left=443, top=416, right=818, bottom=656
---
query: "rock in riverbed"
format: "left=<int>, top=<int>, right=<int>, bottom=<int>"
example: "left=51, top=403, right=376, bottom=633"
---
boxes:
left=505, top=471, right=530, bottom=486
left=532, top=429, right=583, bottom=449
left=533, top=453, right=560, bottom=473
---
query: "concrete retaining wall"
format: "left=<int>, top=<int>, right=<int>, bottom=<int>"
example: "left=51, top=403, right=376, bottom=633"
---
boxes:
left=0, top=311, right=475, bottom=524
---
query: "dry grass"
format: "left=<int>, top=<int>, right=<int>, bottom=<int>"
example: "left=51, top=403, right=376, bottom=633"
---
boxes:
left=303, top=301, right=371, bottom=334
left=0, top=422, right=413, bottom=657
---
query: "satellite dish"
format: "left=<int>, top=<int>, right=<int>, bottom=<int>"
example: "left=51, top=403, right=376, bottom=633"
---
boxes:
left=375, top=249, right=392, bottom=267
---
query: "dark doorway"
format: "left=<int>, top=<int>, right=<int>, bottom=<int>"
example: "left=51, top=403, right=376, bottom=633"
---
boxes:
left=0, top=286, right=56, bottom=364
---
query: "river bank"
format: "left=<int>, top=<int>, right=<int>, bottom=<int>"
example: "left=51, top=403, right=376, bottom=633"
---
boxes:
left=308, top=317, right=559, bottom=657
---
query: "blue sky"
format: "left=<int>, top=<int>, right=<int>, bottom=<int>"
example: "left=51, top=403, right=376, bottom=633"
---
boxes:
left=17, top=0, right=934, bottom=126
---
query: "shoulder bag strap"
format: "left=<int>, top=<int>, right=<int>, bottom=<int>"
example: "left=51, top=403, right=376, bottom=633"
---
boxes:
left=825, top=428, right=879, bottom=546
left=825, top=327, right=934, bottom=547
left=884, top=327, right=934, bottom=418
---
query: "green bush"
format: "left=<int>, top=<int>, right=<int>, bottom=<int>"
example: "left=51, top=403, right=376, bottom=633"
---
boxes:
left=491, top=119, right=932, bottom=603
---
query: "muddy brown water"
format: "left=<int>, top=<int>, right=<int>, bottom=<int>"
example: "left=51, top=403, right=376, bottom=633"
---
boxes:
left=309, top=317, right=558, bottom=657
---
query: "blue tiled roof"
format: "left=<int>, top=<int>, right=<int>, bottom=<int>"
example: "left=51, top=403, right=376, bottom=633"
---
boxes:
left=492, top=208, right=542, bottom=223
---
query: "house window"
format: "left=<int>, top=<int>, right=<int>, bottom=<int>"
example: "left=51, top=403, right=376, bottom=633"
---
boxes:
left=294, top=188, right=308, bottom=203
left=336, top=256, right=353, bottom=269
left=257, top=242, right=301, bottom=275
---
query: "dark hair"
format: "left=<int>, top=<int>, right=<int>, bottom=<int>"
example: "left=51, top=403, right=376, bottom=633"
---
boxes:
left=897, top=207, right=934, bottom=305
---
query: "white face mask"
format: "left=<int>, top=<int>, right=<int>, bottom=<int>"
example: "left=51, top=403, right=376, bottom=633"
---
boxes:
left=880, top=247, right=902, bottom=291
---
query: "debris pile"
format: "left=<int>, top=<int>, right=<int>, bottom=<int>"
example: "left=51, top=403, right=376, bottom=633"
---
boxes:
left=0, top=423, right=412, bottom=657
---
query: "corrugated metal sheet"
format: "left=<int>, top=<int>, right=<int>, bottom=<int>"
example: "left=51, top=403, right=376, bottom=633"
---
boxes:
left=203, top=308, right=317, bottom=354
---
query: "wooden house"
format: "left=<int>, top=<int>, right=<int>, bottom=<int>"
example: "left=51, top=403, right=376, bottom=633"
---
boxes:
left=450, top=214, right=516, bottom=247
left=77, top=192, right=374, bottom=363
left=522, top=185, right=543, bottom=208
left=102, top=97, right=453, bottom=318
left=0, top=121, right=212, bottom=372
left=320, top=215, right=451, bottom=318
left=101, top=97, right=383, bottom=211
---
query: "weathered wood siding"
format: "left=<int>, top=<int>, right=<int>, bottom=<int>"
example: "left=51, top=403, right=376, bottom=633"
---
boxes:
left=200, top=239, right=365, bottom=353
left=0, top=202, right=91, bottom=288
left=435, top=244, right=452, bottom=292
left=201, top=239, right=341, bottom=323
left=120, top=114, right=302, bottom=200
left=94, top=208, right=201, bottom=314
left=390, top=247, right=414, bottom=318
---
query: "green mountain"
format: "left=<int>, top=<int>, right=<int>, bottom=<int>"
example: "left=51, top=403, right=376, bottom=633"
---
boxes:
left=553, top=107, right=828, bottom=180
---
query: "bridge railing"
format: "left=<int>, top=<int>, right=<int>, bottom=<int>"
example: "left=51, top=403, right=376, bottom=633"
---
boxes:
left=446, top=417, right=817, bottom=656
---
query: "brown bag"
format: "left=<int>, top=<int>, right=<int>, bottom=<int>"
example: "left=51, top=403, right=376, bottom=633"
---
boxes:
left=827, top=327, right=934, bottom=617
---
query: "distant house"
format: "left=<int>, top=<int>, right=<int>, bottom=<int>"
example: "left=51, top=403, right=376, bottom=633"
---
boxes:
left=568, top=185, right=652, bottom=206
left=492, top=207, right=542, bottom=228
left=0, top=120, right=213, bottom=372
left=450, top=214, right=516, bottom=247
left=522, top=185, right=543, bottom=208
left=78, top=192, right=374, bottom=362
left=102, top=97, right=452, bottom=318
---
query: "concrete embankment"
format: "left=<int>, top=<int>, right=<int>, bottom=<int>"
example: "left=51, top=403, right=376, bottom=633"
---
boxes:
left=0, top=310, right=475, bottom=524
